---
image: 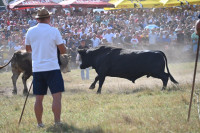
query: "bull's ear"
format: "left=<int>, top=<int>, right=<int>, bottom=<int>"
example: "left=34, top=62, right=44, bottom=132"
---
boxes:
left=78, top=49, right=87, bottom=55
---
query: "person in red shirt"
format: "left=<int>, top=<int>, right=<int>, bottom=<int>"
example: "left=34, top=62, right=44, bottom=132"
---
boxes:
left=96, top=31, right=103, bottom=40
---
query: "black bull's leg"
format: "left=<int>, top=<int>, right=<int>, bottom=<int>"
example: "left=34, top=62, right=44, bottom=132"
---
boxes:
left=89, top=75, right=99, bottom=89
left=97, top=76, right=105, bottom=94
left=89, top=75, right=106, bottom=94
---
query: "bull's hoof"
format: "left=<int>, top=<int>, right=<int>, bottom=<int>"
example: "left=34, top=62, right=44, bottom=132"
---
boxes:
left=97, top=91, right=101, bottom=94
left=161, top=87, right=166, bottom=90
left=23, top=89, right=28, bottom=95
left=89, top=84, right=95, bottom=90
left=12, top=90, right=17, bottom=95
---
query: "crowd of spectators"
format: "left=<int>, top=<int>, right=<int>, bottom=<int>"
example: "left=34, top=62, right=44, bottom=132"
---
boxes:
left=0, top=5, right=200, bottom=69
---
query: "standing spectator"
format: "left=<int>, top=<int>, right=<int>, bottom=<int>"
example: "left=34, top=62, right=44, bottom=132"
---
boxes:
left=169, top=31, right=177, bottom=46
left=163, top=33, right=171, bottom=49
left=79, top=28, right=85, bottom=38
left=28, top=18, right=37, bottom=27
left=4, top=27, right=10, bottom=40
left=91, top=34, right=101, bottom=48
left=14, top=42, right=22, bottom=51
left=131, top=34, right=139, bottom=48
left=76, top=39, right=89, bottom=80
left=2, top=45, right=10, bottom=71
left=123, top=32, right=132, bottom=48
left=96, top=31, right=103, bottom=40
left=191, top=31, right=199, bottom=54
left=69, top=44, right=77, bottom=69
left=113, top=33, right=122, bottom=47
left=21, top=25, right=27, bottom=36
left=8, top=36, right=16, bottom=49
left=67, top=36, right=74, bottom=48
left=149, top=30, right=157, bottom=45
left=95, top=12, right=101, bottom=25
left=176, top=29, right=185, bottom=45
left=73, top=35, right=80, bottom=47
left=103, top=29, right=114, bottom=44
left=85, top=35, right=92, bottom=47
left=0, top=24, right=3, bottom=31
left=64, top=33, right=69, bottom=46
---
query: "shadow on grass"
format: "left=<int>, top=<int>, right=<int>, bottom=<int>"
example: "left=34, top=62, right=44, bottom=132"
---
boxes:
left=131, top=88, right=148, bottom=94
left=115, top=87, right=149, bottom=95
left=67, top=88, right=88, bottom=94
left=167, top=85, right=183, bottom=92
left=0, top=90, right=5, bottom=94
left=115, top=85, right=183, bottom=95
left=46, top=123, right=104, bottom=133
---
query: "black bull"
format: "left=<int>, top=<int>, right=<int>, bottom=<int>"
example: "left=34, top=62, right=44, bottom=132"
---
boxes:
left=78, top=46, right=178, bottom=94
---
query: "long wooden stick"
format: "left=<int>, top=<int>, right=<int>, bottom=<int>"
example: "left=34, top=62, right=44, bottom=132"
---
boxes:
left=18, top=81, right=33, bottom=126
left=188, top=37, right=200, bottom=121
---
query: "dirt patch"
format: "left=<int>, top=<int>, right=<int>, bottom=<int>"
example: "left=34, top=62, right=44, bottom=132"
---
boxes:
left=0, top=87, right=13, bottom=97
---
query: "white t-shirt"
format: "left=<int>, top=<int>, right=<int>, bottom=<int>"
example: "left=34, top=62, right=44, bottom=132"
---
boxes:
left=91, top=38, right=100, bottom=48
left=14, top=45, right=22, bottom=51
left=7, top=25, right=11, bottom=31
left=131, top=38, right=139, bottom=45
left=28, top=19, right=37, bottom=27
left=149, top=33, right=157, bottom=45
left=79, top=32, right=84, bottom=38
left=25, top=23, right=63, bottom=72
left=103, top=33, right=114, bottom=43
left=169, top=34, right=177, bottom=41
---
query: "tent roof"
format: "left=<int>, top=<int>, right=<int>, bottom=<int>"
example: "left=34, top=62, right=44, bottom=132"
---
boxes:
left=9, top=0, right=61, bottom=9
left=109, top=0, right=163, bottom=9
left=59, top=0, right=114, bottom=8
left=160, top=0, right=200, bottom=7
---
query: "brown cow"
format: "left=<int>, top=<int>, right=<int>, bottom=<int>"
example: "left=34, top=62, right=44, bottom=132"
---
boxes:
left=0, top=50, right=70, bottom=95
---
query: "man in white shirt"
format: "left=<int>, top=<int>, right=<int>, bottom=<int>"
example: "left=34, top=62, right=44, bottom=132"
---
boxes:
left=91, top=34, right=101, bottom=48
left=14, top=43, right=22, bottom=51
left=103, top=29, right=114, bottom=43
left=28, top=18, right=37, bottom=27
left=79, top=28, right=85, bottom=38
left=25, top=7, right=66, bottom=128
left=149, top=30, right=157, bottom=45
left=131, top=34, right=139, bottom=48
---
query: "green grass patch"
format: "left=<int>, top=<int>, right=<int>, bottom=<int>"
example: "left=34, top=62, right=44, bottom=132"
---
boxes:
left=0, top=62, right=200, bottom=132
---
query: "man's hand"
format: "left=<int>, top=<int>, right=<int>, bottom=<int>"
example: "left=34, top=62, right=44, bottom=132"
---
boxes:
left=57, top=44, right=67, bottom=54
left=26, top=45, right=32, bottom=53
left=195, top=20, right=200, bottom=37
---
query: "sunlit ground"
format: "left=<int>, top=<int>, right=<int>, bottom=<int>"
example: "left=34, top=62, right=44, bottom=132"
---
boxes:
left=0, top=62, right=200, bottom=133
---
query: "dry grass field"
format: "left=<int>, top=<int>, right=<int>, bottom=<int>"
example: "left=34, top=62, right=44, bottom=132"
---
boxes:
left=0, top=62, right=200, bottom=133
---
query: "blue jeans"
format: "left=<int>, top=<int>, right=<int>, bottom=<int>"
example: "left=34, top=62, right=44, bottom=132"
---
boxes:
left=81, top=68, right=89, bottom=80
left=193, top=44, right=198, bottom=54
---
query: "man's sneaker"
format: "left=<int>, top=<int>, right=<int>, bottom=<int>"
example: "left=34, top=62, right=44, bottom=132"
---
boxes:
left=37, top=123, right=45, bottom=128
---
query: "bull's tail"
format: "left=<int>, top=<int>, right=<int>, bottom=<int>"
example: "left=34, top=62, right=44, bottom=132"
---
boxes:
left=0, top=54, right=14, bottom=69
left=160, top=51, right=178, bottom=84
